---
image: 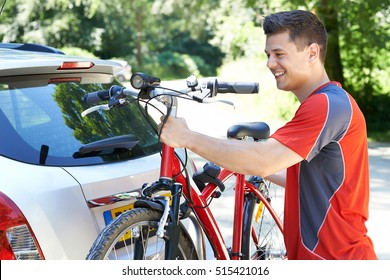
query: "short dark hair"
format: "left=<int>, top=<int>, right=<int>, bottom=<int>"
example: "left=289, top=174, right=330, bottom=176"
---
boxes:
left=263, top=10, right=328, bottom=63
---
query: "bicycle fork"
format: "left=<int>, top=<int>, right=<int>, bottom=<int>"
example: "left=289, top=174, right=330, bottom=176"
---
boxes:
left=146, top=141, right=183, bottom=259
left=134, top=178, right=183, bottom=260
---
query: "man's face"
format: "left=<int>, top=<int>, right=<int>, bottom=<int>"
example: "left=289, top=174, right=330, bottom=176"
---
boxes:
left=264, top=31, right=311, bottom=94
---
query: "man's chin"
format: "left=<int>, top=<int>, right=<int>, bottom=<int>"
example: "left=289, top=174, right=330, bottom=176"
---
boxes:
left=276, top=83, right=287, bottom=91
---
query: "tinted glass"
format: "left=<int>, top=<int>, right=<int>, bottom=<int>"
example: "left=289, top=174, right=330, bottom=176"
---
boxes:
left=0, top=74, right=161, bottom=166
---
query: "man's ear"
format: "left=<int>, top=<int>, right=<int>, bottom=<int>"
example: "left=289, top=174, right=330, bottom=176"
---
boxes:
left=308, top=43, right=320, bottom=63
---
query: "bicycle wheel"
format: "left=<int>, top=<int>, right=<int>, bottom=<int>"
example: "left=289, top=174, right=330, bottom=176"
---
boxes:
left=241, top=176, right=286, bottom=260
left=87, top=208, right=199, bottom=260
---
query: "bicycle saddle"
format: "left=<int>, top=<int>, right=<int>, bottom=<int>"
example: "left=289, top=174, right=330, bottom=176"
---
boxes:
left=227, top=122, right=270, bottom=141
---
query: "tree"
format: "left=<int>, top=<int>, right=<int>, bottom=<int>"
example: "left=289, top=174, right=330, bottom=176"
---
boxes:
left=263, top=0, right=390, bottom=133
left=316, top=0, right=344, bottom=84
left=1, top=0, right=388, bottom=134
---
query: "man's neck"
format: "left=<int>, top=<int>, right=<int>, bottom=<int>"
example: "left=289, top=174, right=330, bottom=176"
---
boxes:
left=294, top=70, right=330, bottom=103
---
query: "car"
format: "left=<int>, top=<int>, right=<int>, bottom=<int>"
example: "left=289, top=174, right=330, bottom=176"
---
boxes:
left=110, top=60, right=132, bottom=82
left=0, top=43, right=195, bottom=260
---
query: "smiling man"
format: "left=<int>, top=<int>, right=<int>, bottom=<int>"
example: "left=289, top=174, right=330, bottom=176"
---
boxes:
left=159, top=10, right=377, bottom=259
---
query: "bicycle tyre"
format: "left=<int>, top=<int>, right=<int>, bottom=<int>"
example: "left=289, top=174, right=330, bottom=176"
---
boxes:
left=241, top=176, right=286, bottom=260
left=86, top=208, right=199, bottom=260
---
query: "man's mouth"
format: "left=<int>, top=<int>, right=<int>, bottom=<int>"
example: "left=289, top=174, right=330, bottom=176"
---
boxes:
left=274, top=71, right=285, bottom=78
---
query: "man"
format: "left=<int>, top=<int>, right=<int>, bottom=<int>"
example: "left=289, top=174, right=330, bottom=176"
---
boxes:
left=159, top=10, right=377, bottom=259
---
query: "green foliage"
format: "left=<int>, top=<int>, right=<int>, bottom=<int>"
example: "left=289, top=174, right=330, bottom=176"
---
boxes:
left=368, top=129, right=390, bottom=143
left=60, top=46, right=97, bottom=58
left=137, top=51, right=200, bottom=80
left=1, top=0, right=388, bottom=141
left=158, top=52, right=200, bottom=78
left=337, top=1, right=390, bottom=139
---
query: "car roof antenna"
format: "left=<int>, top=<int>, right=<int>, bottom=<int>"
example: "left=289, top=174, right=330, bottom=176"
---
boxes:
left=0, top=0, right=7, bottom=16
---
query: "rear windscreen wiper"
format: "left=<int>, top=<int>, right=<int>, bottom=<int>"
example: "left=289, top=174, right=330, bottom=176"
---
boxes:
left=74, top=134, right=139, bottom=158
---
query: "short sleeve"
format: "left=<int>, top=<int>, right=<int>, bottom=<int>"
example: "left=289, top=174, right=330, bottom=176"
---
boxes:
left=270, top=94, right=329, bottom=160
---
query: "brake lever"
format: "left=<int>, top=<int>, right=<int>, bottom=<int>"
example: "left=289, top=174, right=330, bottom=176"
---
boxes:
left=108, top=98, right=128, bottom=109
left=81, top=104, right=110, bottom=117
left=201, top=98, right=236, bottom=108
left=81, top=98, right=128, bottom=117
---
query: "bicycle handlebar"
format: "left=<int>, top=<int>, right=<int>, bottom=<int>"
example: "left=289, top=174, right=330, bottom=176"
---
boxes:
left=207, top=80, right=259, bottom=96
left=81, top=73, right=259, bottom=116
left=83, top=85, right=125, bottom=105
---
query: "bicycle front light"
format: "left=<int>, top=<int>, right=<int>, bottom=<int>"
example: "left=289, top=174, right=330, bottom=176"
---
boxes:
left=130, top=72, right=161, bottom=89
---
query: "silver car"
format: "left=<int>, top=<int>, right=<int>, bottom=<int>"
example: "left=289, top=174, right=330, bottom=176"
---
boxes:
left=111, top=60, right=132, bottom=82
left=0, top=43, right=163, bottom=259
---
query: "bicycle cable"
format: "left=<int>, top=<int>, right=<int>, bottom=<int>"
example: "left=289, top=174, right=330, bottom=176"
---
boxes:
left=133, top=85, right=209, bottom=206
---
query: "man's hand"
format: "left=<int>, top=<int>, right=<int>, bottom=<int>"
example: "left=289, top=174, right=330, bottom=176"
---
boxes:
left=158, top=115, right=191, bottom=148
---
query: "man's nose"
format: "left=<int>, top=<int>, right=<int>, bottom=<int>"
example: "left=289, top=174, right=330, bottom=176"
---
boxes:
left=267, top=56, right=277, bottom=69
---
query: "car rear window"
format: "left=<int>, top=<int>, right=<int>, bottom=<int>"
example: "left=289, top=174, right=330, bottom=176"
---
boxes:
left=0, top=74, right=161, bottom=166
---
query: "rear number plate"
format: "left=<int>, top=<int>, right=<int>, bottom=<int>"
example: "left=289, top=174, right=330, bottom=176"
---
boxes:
left=103, top=204, right=134, bottom=225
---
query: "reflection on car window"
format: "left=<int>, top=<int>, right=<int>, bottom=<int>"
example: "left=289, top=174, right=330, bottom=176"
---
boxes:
left=0, top=80, right=160, bottom=166
left=0, top=87, right=51, bottom=129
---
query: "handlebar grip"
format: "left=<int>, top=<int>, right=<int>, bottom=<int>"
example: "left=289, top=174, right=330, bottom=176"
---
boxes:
left=217, top=82, right=259, bottom=94
left=83, top=89, right=110, bottom=105
left=83, top=85, right=124, bottom=105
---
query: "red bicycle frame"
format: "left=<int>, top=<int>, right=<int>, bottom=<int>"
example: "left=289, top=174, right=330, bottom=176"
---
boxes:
left=160, top=142, right=284, bottom=260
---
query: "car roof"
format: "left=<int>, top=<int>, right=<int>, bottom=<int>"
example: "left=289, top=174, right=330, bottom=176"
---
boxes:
left=109, top=60, right=129, bottom=67
left=0, top=42, right=66, bottom=54
left=0, top=47, right=123, bottom=77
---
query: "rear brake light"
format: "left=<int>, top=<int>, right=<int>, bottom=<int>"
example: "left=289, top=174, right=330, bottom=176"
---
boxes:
left=0, top=192, right=44, bottom=260
left=57, top=61, right=94, bottom=70
left=48, top=77, right=82, bottom=84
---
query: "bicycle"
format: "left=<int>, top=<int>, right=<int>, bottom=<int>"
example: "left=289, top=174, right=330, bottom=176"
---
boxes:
left=84, top=72, right=286, bottom=260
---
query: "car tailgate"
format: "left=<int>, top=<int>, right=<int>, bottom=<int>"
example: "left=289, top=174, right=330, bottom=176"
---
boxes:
left=62, top=153, right=160, bottom=232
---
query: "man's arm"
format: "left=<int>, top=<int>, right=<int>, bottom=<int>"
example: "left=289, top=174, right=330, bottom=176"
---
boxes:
left=265, top=169, right=286, bottom=187
left=159, top=116, right=303, bottom=178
